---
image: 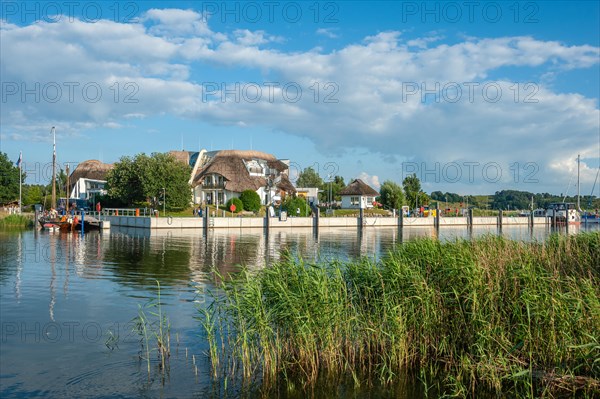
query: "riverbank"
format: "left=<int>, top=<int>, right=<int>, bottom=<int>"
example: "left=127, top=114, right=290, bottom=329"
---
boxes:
left=202, top=232, right=600, bottom=397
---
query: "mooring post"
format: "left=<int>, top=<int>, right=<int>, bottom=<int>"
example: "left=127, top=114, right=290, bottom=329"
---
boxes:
left=467, top=208, right=473, bottom=228
left=498, top=209, right=503, bottom=229
left=359, top=207, right=364, bottom=229
left=398, top=208, right=404, bottom=229
left=435, top=202, right=440, bottom=230
left=264, top=207, right=270, bottom=235
left=203, top=206, right=209, bottom=235
left=81, top=210, right=85, bottom=236
left=529, top=211, right=534, bottom=229
left=313, top=206, right=319, bottom=235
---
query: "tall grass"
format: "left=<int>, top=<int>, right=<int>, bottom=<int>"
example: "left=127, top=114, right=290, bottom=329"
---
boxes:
left=132, top=281, right=171, bottom=380
left=0, top=214, right=33, bottom=228
left=201, top=232, right=600, bottom=397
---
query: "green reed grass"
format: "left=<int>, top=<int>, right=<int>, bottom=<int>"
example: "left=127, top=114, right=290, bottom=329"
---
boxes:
left=201, top=232, right=600, bottom=397
left=133, top=280, right=171, bottom=379
left=0, top=214, right=33, bottom=228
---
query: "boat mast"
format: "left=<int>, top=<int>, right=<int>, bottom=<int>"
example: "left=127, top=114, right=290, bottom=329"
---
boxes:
left=577, top=154, right=581, bottom=211
left=51, top=127, right=56, bottom=210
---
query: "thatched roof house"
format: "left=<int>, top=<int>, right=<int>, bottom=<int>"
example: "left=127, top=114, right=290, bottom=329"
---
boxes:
left=191, top=149, right=295, bottom=206
left=68, top=160, right=113, bottom=200
left=339, top=179, right=379, bottom=209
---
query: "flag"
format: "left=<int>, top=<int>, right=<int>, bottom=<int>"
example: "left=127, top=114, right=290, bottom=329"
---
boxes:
left=15, top=151, right=22, bottom=168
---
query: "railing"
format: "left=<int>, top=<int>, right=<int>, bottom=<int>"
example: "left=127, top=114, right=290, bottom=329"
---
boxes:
left=102, top=208, right=152, bottom=217
left=200, top=183, right=225, bottom=189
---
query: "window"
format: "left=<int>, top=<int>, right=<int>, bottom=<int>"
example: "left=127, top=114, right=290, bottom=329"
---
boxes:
left=350, top=196, right=360, bottom=205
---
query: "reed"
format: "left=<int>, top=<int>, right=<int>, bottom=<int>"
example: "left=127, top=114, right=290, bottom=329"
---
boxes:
left=0, top=214, right=33, bottom=228
left=200, top=232, right=600, bottom=397
left=133, top=280, right=171, bottom=379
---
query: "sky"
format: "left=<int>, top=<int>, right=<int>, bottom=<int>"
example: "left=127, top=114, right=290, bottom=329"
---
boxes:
left=1, top=0, right=599, bottom=196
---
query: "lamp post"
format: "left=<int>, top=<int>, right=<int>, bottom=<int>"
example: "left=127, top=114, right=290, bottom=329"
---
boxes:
left=162, top=188, right=166, bottom=216
left=328, top=174, right=333, bottom=209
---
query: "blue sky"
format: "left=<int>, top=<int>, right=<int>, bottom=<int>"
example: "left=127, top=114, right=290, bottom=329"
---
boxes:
left=1, top=0, right=599, bottom=196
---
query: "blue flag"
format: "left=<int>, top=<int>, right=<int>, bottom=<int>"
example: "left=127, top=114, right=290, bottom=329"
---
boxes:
left=15, top=152, right=22, bottom=168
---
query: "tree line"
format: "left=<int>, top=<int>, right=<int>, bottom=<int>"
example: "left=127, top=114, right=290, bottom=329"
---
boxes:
left=2, top=151, right=598, bottom=212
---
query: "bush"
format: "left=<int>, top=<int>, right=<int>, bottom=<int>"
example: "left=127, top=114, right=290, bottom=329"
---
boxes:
left=285, top=196, right=311, bottom=216
left=240, top=190, right=261, bottom=212
left=225, top=197, right=244, bottom=213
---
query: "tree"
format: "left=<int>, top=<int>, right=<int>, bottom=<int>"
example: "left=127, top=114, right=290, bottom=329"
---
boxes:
left=240, top=190, right=261, bottom=212
left=403, top=173, right=429, bottom=208
left=22, top=185, right=44, bottom=206
left=296, top=167, right=324, bottom=188
left=379, top=180, right=404, bottom=210
left=106, top=153, right=191, bottom=210
left=0, top=152, right=22, bottom=204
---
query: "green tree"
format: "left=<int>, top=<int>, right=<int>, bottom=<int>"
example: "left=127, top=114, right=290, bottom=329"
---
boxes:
left=379, top=180, right=405, bottom=210
left=225, top=197, right=244, bottom=213
left=106, top=156, right=143, bottom=206
left=106, top=153, right=191, bottom=210
left=403, top=173, right=429, bottom=208
left=320, top=175, right=346, bottom=203
left=22, top=185, right=44, bottom=206
left=0, top=152, right=23, bottom=204
left=240, top=190, right=261, bottom=212
left=296, top=167, right=324, bottom=188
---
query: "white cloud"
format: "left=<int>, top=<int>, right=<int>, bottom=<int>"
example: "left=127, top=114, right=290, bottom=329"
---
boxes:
left=357, top=172, right=381, bottom=190
left=316, top=28, right=338, bottom=39
left=1, top=15, right=598, bottom=192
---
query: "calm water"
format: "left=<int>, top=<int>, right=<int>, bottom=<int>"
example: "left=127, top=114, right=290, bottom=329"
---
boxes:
left=1, top=224, right=597, bottom=398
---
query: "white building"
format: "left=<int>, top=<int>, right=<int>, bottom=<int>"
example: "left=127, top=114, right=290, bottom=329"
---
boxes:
left=296, top=187, right=320, bottom=206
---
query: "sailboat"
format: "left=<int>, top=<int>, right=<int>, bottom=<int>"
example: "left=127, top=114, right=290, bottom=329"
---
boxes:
left=546, top=154, right=582, bottom=226
left=582, top=159, right=600, bottom=224
left=38, top=127, right=74, bottom=232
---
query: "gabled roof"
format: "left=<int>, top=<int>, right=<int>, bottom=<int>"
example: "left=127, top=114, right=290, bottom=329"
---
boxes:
left=339, top=179, right=379, bottom=196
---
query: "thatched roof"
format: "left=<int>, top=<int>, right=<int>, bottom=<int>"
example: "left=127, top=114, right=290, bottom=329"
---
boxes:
left=277, top=175, right=296, bottom=193
left=168, top=151, right=191, bottom=165
left=69, top=160, right=113, bottom=182
left=339, top=179, right=379, bottom=196
left=192, top=150, right=295, bottom=193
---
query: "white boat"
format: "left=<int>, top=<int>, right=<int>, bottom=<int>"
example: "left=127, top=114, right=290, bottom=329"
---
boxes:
left=546, top=203, right=581, bottom=226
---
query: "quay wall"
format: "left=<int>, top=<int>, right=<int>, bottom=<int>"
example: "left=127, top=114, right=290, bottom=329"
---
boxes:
left=104, top=215, right=549, bottom=230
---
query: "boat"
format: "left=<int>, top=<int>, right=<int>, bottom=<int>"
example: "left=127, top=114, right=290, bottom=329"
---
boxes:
left=545, top=202, right=581, bottom=226
left=582, top=211, right=600, bottom=224
left=36, top=127, right=102, bottom=232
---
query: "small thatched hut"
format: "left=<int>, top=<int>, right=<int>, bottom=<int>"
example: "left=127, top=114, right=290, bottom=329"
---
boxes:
left=339, top=179, right=379, bottom=209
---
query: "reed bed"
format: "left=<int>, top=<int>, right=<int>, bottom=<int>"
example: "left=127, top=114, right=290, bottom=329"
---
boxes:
left=0, top=214, right=33, bottom=228
left=201, top=233, right=600, bottom=397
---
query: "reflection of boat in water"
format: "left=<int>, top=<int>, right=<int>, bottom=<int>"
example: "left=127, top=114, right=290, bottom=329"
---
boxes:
left=546, top=203, right=581, bottom=226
